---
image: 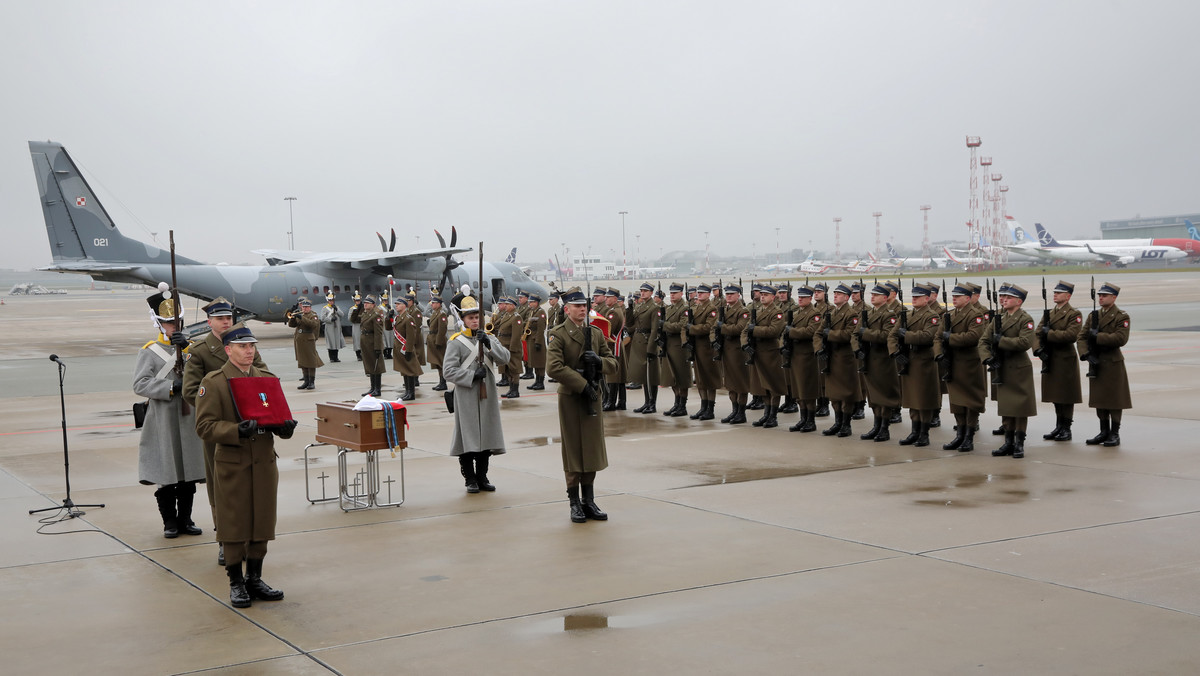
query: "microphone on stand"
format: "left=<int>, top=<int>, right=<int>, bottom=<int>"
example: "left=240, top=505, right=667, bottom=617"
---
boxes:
left=49, top=354, right=66, bottom=366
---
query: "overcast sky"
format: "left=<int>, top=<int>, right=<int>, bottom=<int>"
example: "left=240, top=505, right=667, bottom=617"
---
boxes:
left=1, top=1, right=1197, bottom=271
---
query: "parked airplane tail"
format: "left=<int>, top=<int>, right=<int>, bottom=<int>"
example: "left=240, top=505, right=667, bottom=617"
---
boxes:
left=885, top=242, right=899, bottom=258
left=505, top=247, right=517, bottom=263
left=1033, top=222, right=1065, bottom=248
left=1186, top=220, right=1199, bottom=241
left=29, top=141, right=200, bottom=267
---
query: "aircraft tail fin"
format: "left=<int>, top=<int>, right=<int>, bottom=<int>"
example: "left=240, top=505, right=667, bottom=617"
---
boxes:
left=505, top=247, right=517, bottom=263
left=1033, top=222, right=1064, bottom=248
left=885, top=242, right=899, bottom=258
left=28, top=141, right=199, bottom=266
left=1186, top=220, right=1199, bottom=241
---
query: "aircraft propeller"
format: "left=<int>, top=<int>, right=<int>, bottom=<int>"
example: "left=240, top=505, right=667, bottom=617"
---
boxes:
left=434, top=227, right=461, bottom=298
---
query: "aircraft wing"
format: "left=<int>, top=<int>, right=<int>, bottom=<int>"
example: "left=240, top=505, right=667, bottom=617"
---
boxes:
left=1085, top=244, right=1122, bottom=263
left=1004, top=245, right=1059, bottom=262
left=39, top=261, right=141, bottom=273
left=251, top=247, right=473, bottom=268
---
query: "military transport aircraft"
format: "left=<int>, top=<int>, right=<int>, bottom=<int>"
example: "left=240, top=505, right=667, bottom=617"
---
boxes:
left=29, top=141, right=545, bottom=326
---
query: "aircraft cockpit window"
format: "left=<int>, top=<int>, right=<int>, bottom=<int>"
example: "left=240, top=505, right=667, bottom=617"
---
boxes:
left=334, top=286, right=341, bottom=293
left=323, top=286, right=330, bottom=294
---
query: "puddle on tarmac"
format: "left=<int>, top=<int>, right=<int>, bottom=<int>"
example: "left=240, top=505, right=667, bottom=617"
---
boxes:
left=513, top=436, right=561, bottom=448
left=684, top=463, right=826, bottom=485
left=887, top=472, right=1031, bottom=507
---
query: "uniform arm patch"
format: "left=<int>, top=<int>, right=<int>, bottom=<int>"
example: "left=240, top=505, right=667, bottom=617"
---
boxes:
left=930, top=317, right=938, bottom=325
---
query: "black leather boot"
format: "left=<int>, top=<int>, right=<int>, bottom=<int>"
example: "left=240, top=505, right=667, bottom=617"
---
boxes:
left=729, top=403, right=747, bottom=425
left=898, top=420, right=921, bottom=445
left=362, top=376, right=374, bottom=397
left=778, top=396, right=798, bottom=414
left=154, top=485, right=178, bottom=539
left=929, top=410, right=941, bottom=428
left=689, top=397, right=704, bottom=419
left=355, top=349, right=362, bottom=361
left=851, top=400, right=866, bottom=421
left=432, top=372, right=447, bottom=391
left=297, top=375, right=311, bottom=390
left=217, top=543, right=225, bottom=567
left=958, top=427, right=975, bottom=452
left=873, top=416, right=890, bottom=442
left=1043, top=415, right=1064, bottom=441
left=615, top=388, right=626, bottom=410
left=799, top=409, right=817, bottom=433
left=244, top=558, right=284, bottom=601
left=640, top=386, right=658, bottom=414
left=1052, top=419, right=1073, bottom=441
left=815, top=397, right=830, bottom=417
left=528, top=375, right=545, bottom=391
left=459, top=455, right=479, bottom=493
left=762, top=405, right=778, bottom=429
left=1102, top=422, right=1121, bottom=447
left=943, top=425, right=967, bottom=450
left=304, top=372, right=315, bottom=390
left=721, top=401, right=738, bottom=424
left=520, top=364, right=534, bottom=380
left=860, top=415, right=881, bottom=440
left=790, top=408, right=810, bottom=433
left=503, top=382, right=520, bottom=398
left=1086, top=416, right=1111, bottom=445
left=176, top=482, right=202, bottom=536
left=746, top=395, right=764, bottom=411
left=497, top=373, right=511, bottom=387
left=580, top=485, right=608, bottom=520
left=663, top=394, right=681, bottom=417
left=476, top=453, right=495, bottom=491
left=889, top=409, right=903, bottom=424
left=752, top=404, right=772, bottom=427
left=992, top=430, right=1015, bottom=456
left=400, top=376, right=416, bottom=401
left=822, top=410, right=844, bottom=436
left=837, top=409, right=853, bottom=437
left=1012, top=431, right=1027, bottom=459
left=914, top=421, right=930, bottom=447
left=226, top=563, right=251, bottom=608
left=633, top=384, right=649, bottom=413
left=603, top=386, right=618, bottom=411
left=992, top=425, right=1006, bottom=436
left=671, top=395, right=689, bottom=418
left=568, top=486, right=587, bottom=523
left=697, top=400, right=715, bottom=421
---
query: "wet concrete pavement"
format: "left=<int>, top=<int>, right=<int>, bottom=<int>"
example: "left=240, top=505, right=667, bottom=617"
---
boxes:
left=3, top=272, right=1200, bottom=674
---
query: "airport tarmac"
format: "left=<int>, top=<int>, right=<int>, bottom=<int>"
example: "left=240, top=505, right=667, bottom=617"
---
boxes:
left=3, top=271, right=1200, bottom=674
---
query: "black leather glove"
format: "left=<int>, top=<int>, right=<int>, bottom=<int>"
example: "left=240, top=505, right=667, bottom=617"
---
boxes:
left=821, top=326, right=831, bottom=338
left=1088, top=328, right=1099, bottom=339
left=170, top=378, right=183, bottom=396
left=478, top=334, right=491, bottom=349
left=535, top=343, right=542, bottom=352
left=1038, top=325, right=1050, bottom=337
left=741, top=343, right=753, bottom=354
left=934, top=353, right=944, bottom=363
left=275, top=419, right=298, bottom=439
left=982, top=357, right=995, bottom=368
left=237, top=419, right=258, bottom=438
left=895, top=353, right=910, bottom=371
left=472, top=365, right=487, bottom=382
left=169, top=331, right=189, bottom=349
left=582, top=350, right=602, bottom=369
left=647, top=352, right=657, bottom=361
left=942, top=331, right=951, bottom=344
left=403, top=351, right=413, bottom=361
left=1079, top=352, right=1089, bottom=362
left=896, top=327, right=908, bottom=340
left=582, top=382, right=599, bottom=401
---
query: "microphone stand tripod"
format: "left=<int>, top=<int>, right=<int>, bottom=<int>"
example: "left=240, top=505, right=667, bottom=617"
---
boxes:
left=29, top=358, right=105, bottom=518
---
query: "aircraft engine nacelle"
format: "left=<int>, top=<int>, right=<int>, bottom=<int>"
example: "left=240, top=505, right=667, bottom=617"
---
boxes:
left=1115, top=256, right=1135, bottom=268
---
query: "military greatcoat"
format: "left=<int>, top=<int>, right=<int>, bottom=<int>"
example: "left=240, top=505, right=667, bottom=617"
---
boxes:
left=689, top=299, right=721, bottom=391
left=627, top=300, right=661, bottom=387
left=134, top=337, right=205, bottom=486
left=1035, top=302, right=1083, bottom=404
left=443, top=329, right=511, bottom=455
left=352, top=304, right=388, bottom=376
left=888, top=304, right=942, bottom=411
left=715, top=300, right=751, bottom=393
left=527, top=305, right=549, bottom=371
left=602, top=303, right=626, bottom=384
left=194, top=361, right=280, bottom=544
left=426, top=306, right=449, bottom=369
left=859, top=302, right=901, bottom=409
left=816, top=302, right=863, bottom=403
left=944, top=302, right=988, bottom=412
left=389, top=309, right=425, bottom=377
left=288, top=308, right=324, bottom=369
left=747, top=300, right=787, bottom=396
left=660, top=299, right=693, bottom=389
left=1076, top=304, right=1132, bottom=410
left=980, top=308, right=1038, bottom=417
left=547, top=318, right=618, bottom=473
left=786, top=303, right=823, bottom=401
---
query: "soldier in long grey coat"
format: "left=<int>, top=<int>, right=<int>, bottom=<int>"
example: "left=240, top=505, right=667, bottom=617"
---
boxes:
left=443, top=297, right=510, bottom=493
left=1077, top=281, right=1132, bottom=447
left=1034, top=280, right=1083, bottom=441
left=135, top=291, right=206, bottom=539
left=547, top=287, right=618, bottom=523
left=350, top=290, right=364, bottom=360
left=980, top=283, right=1038, bottom=459
left=319, top=292, right=346, bottom=363
left=195, top=326, right=297, bottom=609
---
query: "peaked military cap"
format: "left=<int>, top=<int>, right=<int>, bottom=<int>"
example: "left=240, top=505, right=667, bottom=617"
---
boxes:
left=639, top=282, right=654, bottom=292
left=222, top=326, right=258, bottom=345
left=999, top=283, right=1028, bottom=301
left=796, top=285, right=815, bottom=298
left=927, top=282, right=941, bottom=294
left=1098, top=282, right=1120, bottom=296
left=430, top=296, right=443, bottom=304
left=966, top=282, right=983, bottom=294
left=202, top=297, right=233, bottom=317
left=952, top=284, right=972, bottom=296
left=298, top=297, right=311, bottom=306
left=883, top=281, right=899, bottom=294
left=871, top=284, right=890, bottom=296
left=777, top=283, right=792, bottom=293
left=760, top=283, right=777, bottom=294
left=813, top=282, right=829, bottom=292
left=834, top=283, right=853, bottom=295
left=696, top=284, right=711, bottom=293
left=668, top=282, right=684, bottom=293
left=364, top=294, right=379, bottom=304
left=394, top=296, right=408, bottom=306
left=850, top=282, right=863, bottom=293
left=561, top=286, right=588, bottom=304
left=518, top=290, right=529, bottom=298
left=910, top=284, right=932, bottom=298
left=1053, top=280, right=1075, bottom=294
left=724, top=284, right=742, bottom=295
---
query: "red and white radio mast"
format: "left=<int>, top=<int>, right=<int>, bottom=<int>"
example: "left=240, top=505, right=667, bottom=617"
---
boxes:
left=966, top=136, right=982, bottom=257
left=920, top=205, right=932, bottom=260
left=833, top=217, right=843, bottom=262
left=872, top=212, right=883, bottom=259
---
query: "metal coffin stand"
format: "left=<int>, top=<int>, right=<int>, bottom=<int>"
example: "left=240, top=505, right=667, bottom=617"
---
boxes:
left=305, top=402, right=407, bottom=511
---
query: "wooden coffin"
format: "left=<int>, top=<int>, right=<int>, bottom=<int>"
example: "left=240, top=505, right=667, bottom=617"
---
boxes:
left=314, top=401, right=407, bottom=452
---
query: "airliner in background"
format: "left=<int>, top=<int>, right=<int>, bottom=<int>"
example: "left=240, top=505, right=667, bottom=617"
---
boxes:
left=881, top=242, right=950, bottom=270
left=1006, top=223, right=1188, bottom=266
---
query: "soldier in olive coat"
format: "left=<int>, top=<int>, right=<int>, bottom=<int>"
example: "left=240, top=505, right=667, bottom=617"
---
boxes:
left=195, top=327, right=296, bottom=608
left=941, top=284, right=988, bottom=452
left=785, top=286, right=823, bottom=432
left=744, top=284, right=788, bottom=428
left=526, top=293, right=549, bottom=391
left=687, top=285, right=721, bottom=420
left=816, top=283, right=864, bottom=437
left=980, top=283, right=1038, bottom=459
left=1034, top=280, right=1084, bottom=441
left=628, top=283, right=662, bottom=413
left=351, top=294, right=387, bottom=397
left=287, top=297, right=323, bottom=390
left=494, top=296, right=525, bottom=398
left=389, top=297, right=423, bottom=401
left=713, top=284, right=751, bottom=423
left=659, top=283, right=693, bottom=416
left=857, top=284, right=901, bottom=441
left=888, top=284, right=943, bottom=447
left=547, top=287, right=618, bottom=523
left=1077, top=282, right=1132, bottom=447
left=600, top=290, right=625, bottom=408
left=427, top=296, right=450, bottom=391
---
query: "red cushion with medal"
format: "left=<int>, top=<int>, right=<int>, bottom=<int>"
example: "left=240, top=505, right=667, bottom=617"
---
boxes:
left=228, top=377, right=293, bottom=427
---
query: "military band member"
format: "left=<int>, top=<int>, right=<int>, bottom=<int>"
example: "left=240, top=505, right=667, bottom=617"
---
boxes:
left=815, top=283, right=863, bottom=437
left=182, top=297, right=271, bottom=566
left=941, top=283, right=988, bottom=452
left=1077, top=282, right=1131, bottom=447
left=389, top=296, right=423, bottom=401
left=980, top=283, right=1037, bottom=459
left=601, top=289, right=626, bottom=409
left=857, top=284, right=901, bottom=441
left=744, top=284, right=787, bottom=428
left=629, top=282, right=661, bottom=413
left=495, top=296, right=525, bottom=398
left=350, top=289, right=364, bottom=360
left=785, top=285, right=823, bottom=432
left=135, top=290, right=205, bottom=539
left=547, top=287, right=618, bottom=523
left=687, top=284, right=721, bottom=420
left=517, top=290, right=535, bottom=380
left=320, top=292, right=345, bottom=363
left=888, top=284, right=942, bottom=446
left=714, top=284, right=751, bottom=424
left=195, top=326, right=296, bottom=609
left=427, top=296, right=450, bottom=391
left=660, top=283, right=694, bottom=417
left=442, top=296, right=510, bottom=493
left=1035, top=280, right=1083, bottom=441
left=287, top=297, right=323, bottom=390
left=351, top=294, right=387, bottom=397
left=526, top=292, right=549, bottom=391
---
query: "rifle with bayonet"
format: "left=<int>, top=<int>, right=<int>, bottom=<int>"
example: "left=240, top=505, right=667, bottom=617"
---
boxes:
left=712, top=302, right=726, bottom=361
left=655, top=282, right=667, bottom=358
left=780, top=309, right=795, bottom=368
left=1033, top=276, right=1052, bottom=374
left=817, top=306, right=833, bottom=375
left=986, top=278, right=1004, bottom=386
left=743, top=306, right=758, bottom=366
left=579, top=276, right=602, bottom=416
left=681, top=284, right=694, bottom=362
left=1083, top=276, right=1100, bottom=379
left=855, top=305, right=870, bottom=374
left=938, top=281, right=953, bottom=383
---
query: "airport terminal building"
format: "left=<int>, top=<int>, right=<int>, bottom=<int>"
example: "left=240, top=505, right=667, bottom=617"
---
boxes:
left=1100, top=213, right=1198, bottom=239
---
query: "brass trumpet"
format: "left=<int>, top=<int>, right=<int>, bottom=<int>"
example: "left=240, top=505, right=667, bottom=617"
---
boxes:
left=522, top=325, right=533, bottom=339
left=484, top=313, right=496, bottom=334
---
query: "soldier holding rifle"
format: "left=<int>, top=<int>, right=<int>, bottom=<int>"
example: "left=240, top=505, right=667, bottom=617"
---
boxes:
left=980, top=283, right=1037, bottom=459
left=785, top=285, right=823, bottom=433
left=743, top=283, right=787, bottom=429
left=714, top=283, right=752, bottom=424
left=628, top=282, right=661, bottom=414
left=547, top=287, right=618, bottom=523
left=815, top=283, right=863, bottom=438
left=888, top=283, right=941, bottom=447
left=1076, top=281, right=1131, bottom=447
left=661, top=283, right=694, bottom=417
left=688, top=284, right=722, bottom=421
left=856, top=283, right=901, bottom=441
left=941, top=283, right=988, bottom=452
left=1034, top=280, right=1083, bottom=442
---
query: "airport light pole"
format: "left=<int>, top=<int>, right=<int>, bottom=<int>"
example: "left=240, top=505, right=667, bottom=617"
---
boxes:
left=775, top=227, right=781, bottom=266
left=704, top=230, right=710, bottom=275
left=284, top=196, right=297, bottom=249
left=619, top=211, right=628, bottom=279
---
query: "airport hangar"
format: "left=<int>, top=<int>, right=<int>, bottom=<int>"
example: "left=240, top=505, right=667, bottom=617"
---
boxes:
left=1100, top=212, right=1198, bottom=238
